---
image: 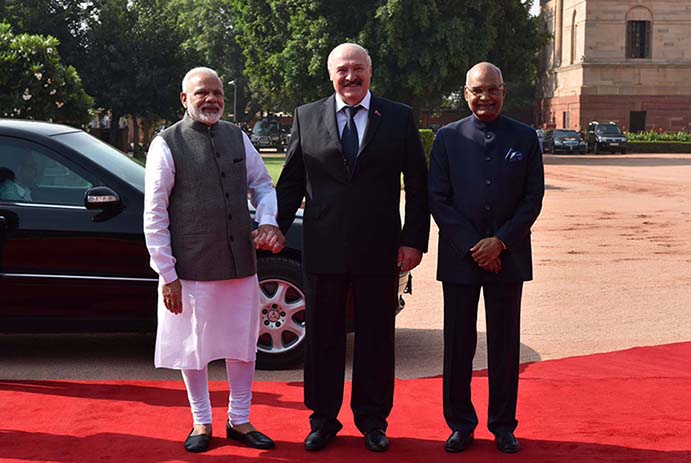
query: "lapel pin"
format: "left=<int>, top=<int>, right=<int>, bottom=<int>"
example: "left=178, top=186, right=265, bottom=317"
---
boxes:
left=374, top=109, right=381, bottom=117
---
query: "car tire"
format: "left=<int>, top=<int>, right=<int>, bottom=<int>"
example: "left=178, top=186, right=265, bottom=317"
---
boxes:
left=255, top=255, right=306, bottom=370
left=621, top=148, right=627, bottom=154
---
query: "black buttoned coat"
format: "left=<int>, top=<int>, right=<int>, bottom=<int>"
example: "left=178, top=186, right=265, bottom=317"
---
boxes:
left=429, top=115, right=544, bottom=284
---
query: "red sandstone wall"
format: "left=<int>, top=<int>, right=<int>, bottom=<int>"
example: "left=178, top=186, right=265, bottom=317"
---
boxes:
left=539, top=95, right=691, bottom=132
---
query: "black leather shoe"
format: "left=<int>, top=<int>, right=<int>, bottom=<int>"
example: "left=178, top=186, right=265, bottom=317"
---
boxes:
left=495, top=431, right=520, bottom=453
left=184, top=430, right=212, bottom=453
left=226, top=420, right=275, bottom=449
left=444, top=431, right=474, bottom=452
left=364, top=429, right=389, bottom=452
left=304, top=427, right=339, bottom=451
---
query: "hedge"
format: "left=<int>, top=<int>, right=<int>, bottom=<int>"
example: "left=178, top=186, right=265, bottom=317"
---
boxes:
left=627, top=131, right=691, bottom=142
left=627, top=141, right=691, bottom=153
left=419, top=129, right=434, bottom=166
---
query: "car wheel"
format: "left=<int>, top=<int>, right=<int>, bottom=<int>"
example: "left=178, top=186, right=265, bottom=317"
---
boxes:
left=256, top=255, right=306, bottom=370
left=620, top=148, right=627, bottom=154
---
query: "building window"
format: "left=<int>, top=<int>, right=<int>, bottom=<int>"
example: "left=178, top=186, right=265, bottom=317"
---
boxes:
left=627, top=21, right=651, bottom=58
left=563, top=111, right=570, bottom=129
left=629, top=111, right=647, bottom=133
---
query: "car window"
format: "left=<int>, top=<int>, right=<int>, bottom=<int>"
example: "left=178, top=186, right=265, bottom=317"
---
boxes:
left=554, top=130, right=580, bottom=138
left=252, top=119, right=280, bottom=136
left=0, top=137, right=93, bottom=206
left=55, top=131, right=145, bottom=192
left=595, top=125, right=622, bottom=135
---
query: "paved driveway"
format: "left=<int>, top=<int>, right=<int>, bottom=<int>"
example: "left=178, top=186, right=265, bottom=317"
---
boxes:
left=2, top=154, right=690, bottom=381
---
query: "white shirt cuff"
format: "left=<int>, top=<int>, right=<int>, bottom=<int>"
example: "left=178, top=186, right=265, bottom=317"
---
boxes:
left=257, top=215, right=279, bottom=227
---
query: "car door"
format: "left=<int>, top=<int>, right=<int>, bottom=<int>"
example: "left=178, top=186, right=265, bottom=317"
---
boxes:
left=0, top=134, right=157, bottom=331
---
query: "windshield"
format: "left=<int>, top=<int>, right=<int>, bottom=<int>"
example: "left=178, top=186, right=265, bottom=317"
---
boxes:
left=595, top=125, right=622, bottom=135
left=55, top=131, right=145, bottom=192
left=554, top=130, right=580, bottom=138
left=252, top=120, right=280, bottom=136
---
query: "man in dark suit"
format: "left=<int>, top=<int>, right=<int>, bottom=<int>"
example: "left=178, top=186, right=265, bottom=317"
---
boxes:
left=276, top=43, right=430, bottom=452
left=428, top=62, right=544, bottom=454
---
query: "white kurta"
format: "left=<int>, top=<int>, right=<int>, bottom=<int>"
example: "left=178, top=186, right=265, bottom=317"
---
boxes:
left=144, top=130, right=278, bottom=370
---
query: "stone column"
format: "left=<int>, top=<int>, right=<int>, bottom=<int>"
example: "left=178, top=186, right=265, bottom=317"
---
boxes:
left=554, top=0, right=563, bottom=67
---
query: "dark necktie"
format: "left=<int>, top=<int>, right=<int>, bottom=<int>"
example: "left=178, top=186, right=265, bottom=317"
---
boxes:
left=341, top=105, right=361, bottom=168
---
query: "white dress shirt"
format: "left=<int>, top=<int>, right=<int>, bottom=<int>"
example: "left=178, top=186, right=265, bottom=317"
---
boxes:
left=335, top=90, right=371, bottom=150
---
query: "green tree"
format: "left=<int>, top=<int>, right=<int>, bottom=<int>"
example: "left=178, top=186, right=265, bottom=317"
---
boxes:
left=78, top=0, right=190, bottom=145
left=0, top=22, right=93, bottom=124
left=231, top=0, right=333, bottom=111
left=232, top=0, right=544, bottom=118
left=359, top=0, right=496, bottom=112
left=486, top=0, right=548, bottom=117
left=0, top=0, right=92, bottom=69
left=174, top=0, right=254, bottom=122
left=128, top=0, right=191, bottom=121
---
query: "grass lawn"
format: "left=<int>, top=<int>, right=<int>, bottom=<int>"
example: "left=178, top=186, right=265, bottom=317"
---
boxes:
left=261, top=156, right=285, bottom=184
left=261, top=155, right=406, bottom=188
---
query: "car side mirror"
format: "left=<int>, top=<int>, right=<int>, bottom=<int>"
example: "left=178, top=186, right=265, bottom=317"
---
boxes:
left=84, top=186, right=122, bottom=210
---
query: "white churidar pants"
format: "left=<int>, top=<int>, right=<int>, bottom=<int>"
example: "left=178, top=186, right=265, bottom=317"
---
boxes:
left=181, top=359, right=256, bottom=425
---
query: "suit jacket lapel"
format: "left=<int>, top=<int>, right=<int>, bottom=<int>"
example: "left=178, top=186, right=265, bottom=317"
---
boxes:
left=321, top=94, right=349, bottom=182
left=358, top=95, right=382, bottom=157
left=322, top=94, right=340, bottom=146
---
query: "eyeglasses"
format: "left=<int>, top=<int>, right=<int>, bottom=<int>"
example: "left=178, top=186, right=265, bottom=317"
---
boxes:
left=465, top=85, right=504, bottom=97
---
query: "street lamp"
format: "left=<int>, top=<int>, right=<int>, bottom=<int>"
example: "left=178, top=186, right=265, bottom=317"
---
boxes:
left=228, top=80, right=238, bottom=124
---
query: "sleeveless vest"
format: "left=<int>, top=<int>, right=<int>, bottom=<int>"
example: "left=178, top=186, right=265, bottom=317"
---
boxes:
left=160, top=114, right=256, bottom=280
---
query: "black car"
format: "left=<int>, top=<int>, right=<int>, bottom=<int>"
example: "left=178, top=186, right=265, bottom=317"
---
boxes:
left=0, top=120, right=409, bottom=369
left=585, top=121, right=627, bottom=154
left=250, top=117, right=288, bottom=152
left=543, top=129, right=586, bottom=154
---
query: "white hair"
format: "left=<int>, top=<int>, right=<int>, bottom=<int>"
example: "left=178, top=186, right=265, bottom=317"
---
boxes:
left=327, top=43, right=372, bottom=73
left=181, top=67, right=221, bottom=93
left=465, top=62, right=504, bottom=86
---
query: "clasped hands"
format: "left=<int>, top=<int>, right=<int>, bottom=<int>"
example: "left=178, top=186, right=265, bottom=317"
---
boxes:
left=397, top=246, right=423, bottom=272
left=470, top=237, right=504, bottom=274
left=252, top=224, right=286, bottom=254
left=162, top=225, right=286, bottom=315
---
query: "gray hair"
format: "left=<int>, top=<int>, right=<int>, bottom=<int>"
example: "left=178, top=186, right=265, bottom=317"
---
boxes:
left=465, top=62, right=504, bottom=86
left=327, top=43, right=372, bottom=73
left=181, top=67, right=221, bottom=93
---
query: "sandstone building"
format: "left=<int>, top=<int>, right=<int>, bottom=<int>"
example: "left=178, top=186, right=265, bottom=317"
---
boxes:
left=536, top=0, right=691, bottom=132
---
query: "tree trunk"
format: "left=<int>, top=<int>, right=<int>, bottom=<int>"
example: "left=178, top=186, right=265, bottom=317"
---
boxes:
left=109, top=111, right=122, bottom=151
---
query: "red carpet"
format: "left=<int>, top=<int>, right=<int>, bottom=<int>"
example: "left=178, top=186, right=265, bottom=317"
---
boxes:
left=1, top=342, right=690, bottom=462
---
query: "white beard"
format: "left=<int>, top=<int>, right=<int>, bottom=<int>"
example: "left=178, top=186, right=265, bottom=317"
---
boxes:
left=188, top=106, right=222, bottom=125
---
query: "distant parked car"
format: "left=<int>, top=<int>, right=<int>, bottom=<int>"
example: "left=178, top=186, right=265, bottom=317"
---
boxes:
left=543, top=129, right=586, bottom=154
left=250, top=117, right=289, bottom=152
left=0, top=119, right=410, bottom=369
left=586, top=121, right=627, bottom=154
